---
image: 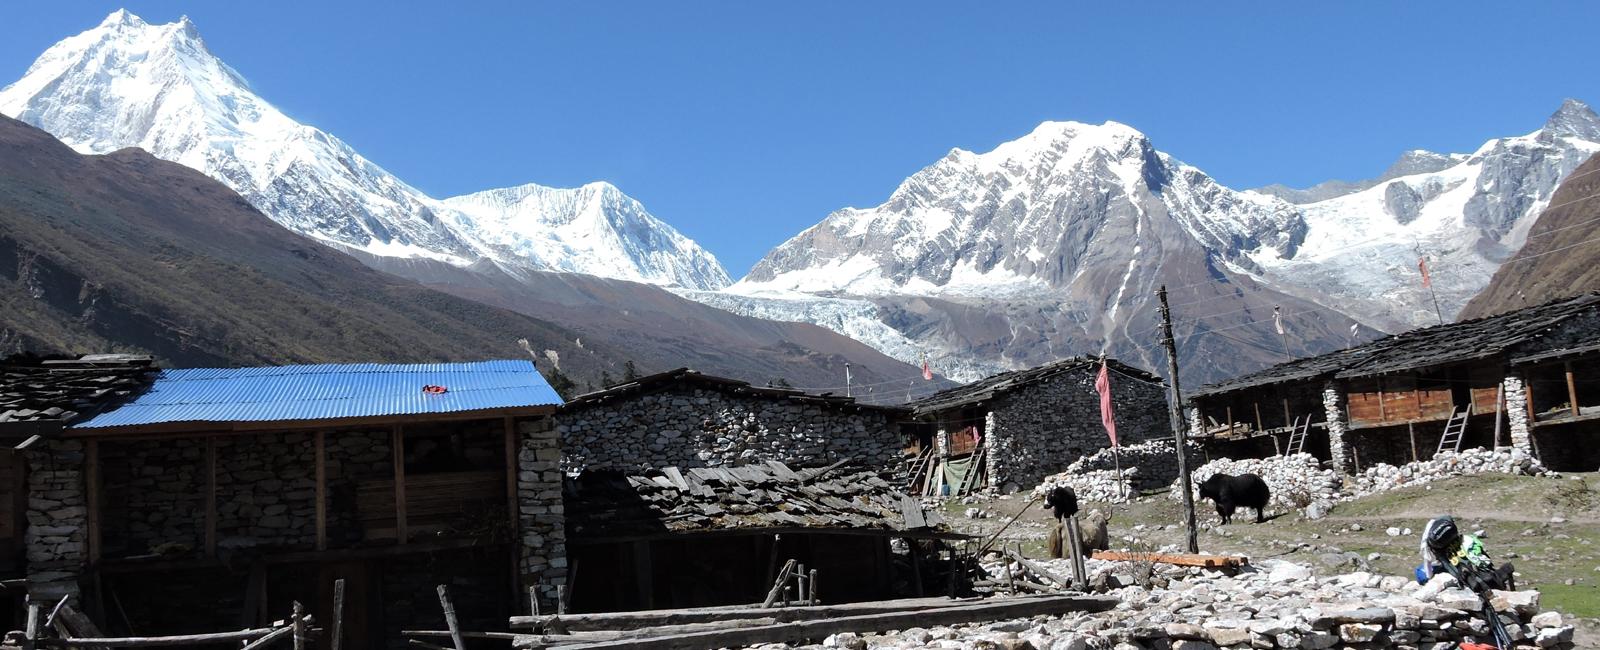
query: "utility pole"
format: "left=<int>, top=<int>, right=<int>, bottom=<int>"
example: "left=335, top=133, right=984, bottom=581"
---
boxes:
left=844, top=362, right=852, bottom=398
left=1157, top=285, right=1199, bottom=553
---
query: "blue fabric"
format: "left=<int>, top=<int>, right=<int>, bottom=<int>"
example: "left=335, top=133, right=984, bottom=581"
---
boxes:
left=73, top=360, right=561, bottom=428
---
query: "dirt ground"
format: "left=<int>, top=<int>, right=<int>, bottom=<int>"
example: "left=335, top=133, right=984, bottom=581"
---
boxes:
left=942, top=472, right=1600, bottom=638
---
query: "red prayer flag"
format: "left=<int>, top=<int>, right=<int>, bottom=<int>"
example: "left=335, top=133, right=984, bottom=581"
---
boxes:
left=1418, top=256, right=1432, bottom=289
left=922, top=356, right=933, bottom=381
left=1095, top=359, right=1118, bottom=448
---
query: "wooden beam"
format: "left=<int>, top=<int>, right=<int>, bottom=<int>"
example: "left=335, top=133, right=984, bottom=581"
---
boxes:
left=1282, top=398, right=1292, bottom=430
left=205, top=436, right=217, bottom=557
left=1408, top=422, right=1419, bottom=462
left=38, top=626, right=278, bottom=647
left=1566, top=362, right=1580, bottom=417
left=542, top=595, right=1115, bottom=650
left=1090, top=550, right=1248, bottom=568
left=503, top=416, right=520, bottom=542
left=85, top=439, right=101, bottom=564
left=315, top=431, right=327, bottom=551
left=1225, top=405, right=1234, bottom=437
left=437, top=585, right=466, bottom=650
left=1526, top=375, right=1537, bottom=423
left=516, top=595, right=1059, bottom=631
left=393, top=425, right=408, bottom=545
left=1377, top=377, right=1387, bottom=422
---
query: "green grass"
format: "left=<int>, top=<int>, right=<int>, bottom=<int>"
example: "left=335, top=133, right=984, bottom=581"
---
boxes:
left=1536, top=583, right=1600, bottom=619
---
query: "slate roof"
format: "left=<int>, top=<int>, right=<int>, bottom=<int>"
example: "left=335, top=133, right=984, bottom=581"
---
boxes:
left=563, top=461, right=962, bottom=541
left=1193, top=292, right=1600, bottom=398
left=561, top=368, right=909, bottom=415
left=0, top=354, right=156, bottom=434
left=907, top=357, right=1163, bottom=416
left=74, top=359, right=561, bottom=430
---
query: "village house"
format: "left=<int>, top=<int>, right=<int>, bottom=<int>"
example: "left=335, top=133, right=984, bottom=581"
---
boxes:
left=10, top=357, right=565, bottom=649
left=904, top=358, right=1170, bottom=494
left=1188, top=292, right=1600, bottom=473
left=556, top=368, right=910, bottom=475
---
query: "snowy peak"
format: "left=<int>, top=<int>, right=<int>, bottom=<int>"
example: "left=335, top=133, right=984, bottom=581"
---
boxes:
left=2, top=10, right=730, bottom=290
left=1380, top=149, right=1465, bottom=180
left=1543, top=98, right=1600, bottom=141
left=442, top=182, right=731, bottom=290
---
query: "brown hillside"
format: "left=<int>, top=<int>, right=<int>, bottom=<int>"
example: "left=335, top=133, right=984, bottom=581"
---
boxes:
left=1462, top=153, right=1600, bottom=318
left=0, top=114, right=613, bottom=381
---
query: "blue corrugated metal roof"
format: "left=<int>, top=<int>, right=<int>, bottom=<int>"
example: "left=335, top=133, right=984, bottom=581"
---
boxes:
left=72, top=360, right=562, bottom=429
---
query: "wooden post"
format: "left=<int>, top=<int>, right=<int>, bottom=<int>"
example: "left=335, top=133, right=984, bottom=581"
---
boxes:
left=1253, top=402, right=1264, bottom=435
left=1408, top=422, right=1419, bottom=462
left=86, top=438, right=101, bottom=564
left=315, top=431, right=327, bottom=551
left=331, top=578, right=346, bottom=650
left=1157, top=285, right=1200, bottom=554
left=1064, top=518, right=1087, bottom=591
left=436, top=585, right=466, bottom=650
left=504, top=416, right=522, bottom=601
left=1225, top=406, right=1234, bottom=437
left=24, top=600, right=39, bottom=650
left=1377, top=378, right=1388, bottom=422
left=528, top=585, right=540, bottom=617
left=808, top=569, right=818, bottom=606
left=392, top=425, right=408, bottom=544
left=1494, top=383, right=1506, bottom=447
left=205, top=436, right=217, bottom=557
left=556, top=585, right=567, bottom=615
left=1566, top=362, right=1580, bottom=417
left=1282, top=398, right=1293, bottom=430
left=291, top=601, right=305, bottom=650
left=1527, top=375, right=1537, bottom=422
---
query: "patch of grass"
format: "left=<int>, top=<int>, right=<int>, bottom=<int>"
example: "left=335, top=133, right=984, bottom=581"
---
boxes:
left=1535, top=583, right=1600, bottom=619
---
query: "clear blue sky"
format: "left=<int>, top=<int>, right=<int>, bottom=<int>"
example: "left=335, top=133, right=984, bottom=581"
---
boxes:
left=4, top=2, right=1598, bottom=275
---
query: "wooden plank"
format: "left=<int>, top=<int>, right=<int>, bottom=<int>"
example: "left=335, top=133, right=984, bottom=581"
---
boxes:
left=239, top=627, right=293, bottom=650
left=331, top=578, right=347, bottom=650
left=1567, top=362, right=1581, bottom=417
left=205, top=436, right=217, bottom=557
left=85, top=438, right=100, bottom=563
left=544, top=595, right=1114, bottom=650
left=315, top=431, right=327, bottom=551
left=900, top=496, right=926, bottom=530
left=292, top=601, right=305, bottom=650
left=393, top=425, right=408, bottom=545
left=1089, top=550, right=1248, bottom=568
left=517, top=596, right=998, bottom=632
left=40, top=627, right=278, bottom=647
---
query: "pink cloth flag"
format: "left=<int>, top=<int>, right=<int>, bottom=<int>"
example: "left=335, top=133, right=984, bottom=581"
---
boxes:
left=1095, top=359, right=1118, bottom=448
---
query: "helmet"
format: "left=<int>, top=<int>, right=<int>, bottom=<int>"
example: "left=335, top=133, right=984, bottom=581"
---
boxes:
left=1423, top=515, right=1460, bottom=555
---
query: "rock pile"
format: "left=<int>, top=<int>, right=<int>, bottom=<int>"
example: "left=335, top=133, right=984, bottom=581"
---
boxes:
left=803, top=559, right=1576, bottom=649
left=1169, top=454, right=1342, bottom=516
left=1349, top=447, right=1550, bottom=499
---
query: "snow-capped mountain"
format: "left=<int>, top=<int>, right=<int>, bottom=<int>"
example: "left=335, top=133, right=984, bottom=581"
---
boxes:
left=0, top=10, right=729, bottom=290
left=443, top=182, right=729, bottom=288
left=690, top=102, right=1600, bottom=382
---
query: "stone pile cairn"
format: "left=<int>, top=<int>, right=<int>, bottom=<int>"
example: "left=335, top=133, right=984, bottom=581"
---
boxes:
left=1348, top=447, right=1550, bottom=500
left=1168, top=454, right=1342, bottom=516
left=805, top=559, right=1576, bottom=649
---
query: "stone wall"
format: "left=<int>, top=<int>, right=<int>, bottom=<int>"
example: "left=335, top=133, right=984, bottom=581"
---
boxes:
left=558, top=386, right=904, bottom=474
left=983, top=369, right=1168, bottom=491
left=1323, top=381, right=1353, bottom=475
left=24, top=438, right=87, bottom=599
left=516, top=416, right=567, bottom=610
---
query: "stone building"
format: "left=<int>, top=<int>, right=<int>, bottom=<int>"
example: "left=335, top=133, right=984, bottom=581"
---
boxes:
left=557, top=368, right=909, bottom=474
left=1189, top=292, right=1600, bottom=473
left=904, top=357, right=1170, bottom=494
left=15, top=359, right=564, bottom=650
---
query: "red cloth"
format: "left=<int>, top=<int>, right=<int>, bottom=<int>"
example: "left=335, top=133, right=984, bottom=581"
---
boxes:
left=922, top=358, right=933, bottom=381
left=1095, top=360, right=1118, bottom=448
left=1418, top=256, right=1432, bottom=288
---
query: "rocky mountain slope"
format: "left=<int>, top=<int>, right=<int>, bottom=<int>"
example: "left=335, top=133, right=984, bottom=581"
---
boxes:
left=0, top=10, right=729, bottom=290
left=0, top=114, right=612, bottom=381
left=696, top=103, right=1600, bottom=383
left=1460, top=152, right=1600, bottom=318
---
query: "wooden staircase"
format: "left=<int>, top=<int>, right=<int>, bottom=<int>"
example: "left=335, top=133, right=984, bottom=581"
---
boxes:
left=1436, top=404, right=1474, bottom=456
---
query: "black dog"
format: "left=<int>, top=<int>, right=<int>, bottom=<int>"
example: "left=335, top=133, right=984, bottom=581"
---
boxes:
left=1043, top=485, right=1078, bottom=521
left=1197, top=473, right=1269, bottom=524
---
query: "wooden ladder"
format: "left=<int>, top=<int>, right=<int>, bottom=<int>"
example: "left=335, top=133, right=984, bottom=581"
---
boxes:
left=1436, top=404, right=1474, bottom=456
left=1284, top=415, right=1312, bottom=456
left=905, top=447, right=934, bottom=493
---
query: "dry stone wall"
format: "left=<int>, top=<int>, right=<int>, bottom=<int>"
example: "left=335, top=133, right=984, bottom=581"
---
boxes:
left=24, top=438, right=87, bottom=599
left=984, top=370, right=1167, bottom=492
left=517, top=416, right=567, bottom=609
left=559, top=387, right=904, bottom=474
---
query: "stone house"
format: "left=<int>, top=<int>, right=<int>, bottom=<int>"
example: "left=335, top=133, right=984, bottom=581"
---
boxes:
left=557, top=368, right=910, bottom=475
left=16, top=358, right=564, bottom=650
left=904, top=358, right=1170, bottom=493
left=1189, top=292, right=1600, bottom=473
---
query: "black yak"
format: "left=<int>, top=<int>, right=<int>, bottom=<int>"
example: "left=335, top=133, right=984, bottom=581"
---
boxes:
left=1197, top=473, right=1270, bottom=524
